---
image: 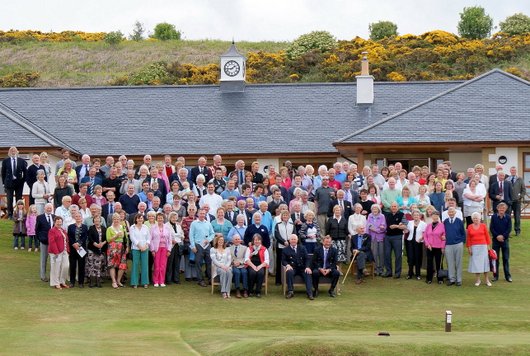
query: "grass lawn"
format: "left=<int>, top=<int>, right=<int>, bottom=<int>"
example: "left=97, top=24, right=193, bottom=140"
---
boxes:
left=0, top=219, right=529, bottom=355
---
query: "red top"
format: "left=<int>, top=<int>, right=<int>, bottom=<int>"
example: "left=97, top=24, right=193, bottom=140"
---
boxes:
left=466, top=223, right=490, bottom=247
left=328, top=179, right=342, bottom=191
left=48, top=227, right=71, bottom=254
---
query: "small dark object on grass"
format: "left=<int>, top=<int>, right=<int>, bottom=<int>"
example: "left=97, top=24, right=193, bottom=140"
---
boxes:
left=378, top=332, right=390, bottom=336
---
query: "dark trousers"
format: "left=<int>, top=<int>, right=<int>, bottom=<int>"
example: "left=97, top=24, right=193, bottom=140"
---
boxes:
left=248, top=267, right=265, bottom=294
left=165, top=246, right=181, bottom=283
left=426, top=247, right=442, bottom=282
left=148, top=251, right=154, bottom=284
left=384, top=235, right=402, bottom=277
left=5, top=185, right=24, bottom=218
left=405, top=239, right=423, bottom=277
left=355, top=251, right=367, bottom=279
left=69, top=252, right=86, bottom=285
left=312, top=268, right=340, bottom=291
left=194, top=245, right=211, bottom=282
left=275, top=247, right=284, bottom=284
left=492, top=239, right=511, bottom=279
left=511, top=200, right=521, bottom=234
left=286, top=268, right=313, bottom=295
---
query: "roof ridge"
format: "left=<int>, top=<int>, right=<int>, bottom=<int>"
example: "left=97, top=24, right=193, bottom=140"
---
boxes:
left=0, top=101, right=78, bottom=153
left=334, top=68, right=527, bottom=143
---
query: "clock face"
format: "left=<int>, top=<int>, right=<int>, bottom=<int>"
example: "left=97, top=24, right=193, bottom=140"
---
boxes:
left=224, top=60, right=240, bottom=77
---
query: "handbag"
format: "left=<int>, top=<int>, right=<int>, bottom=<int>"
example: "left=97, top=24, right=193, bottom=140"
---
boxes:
left=437, top=252, right=448, bottom=279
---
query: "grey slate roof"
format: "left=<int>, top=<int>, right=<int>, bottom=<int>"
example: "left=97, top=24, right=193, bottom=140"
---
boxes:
left=337, top=69, right=530, bottom=144
left=0, top=80, right=461, bottom=156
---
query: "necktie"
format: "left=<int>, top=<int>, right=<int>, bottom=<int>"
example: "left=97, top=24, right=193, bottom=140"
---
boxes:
left=235, top=246, right=238, bottom=257
left=239, top=170, right=243, bottom=184
left=230, top=212, right=233, bottom=221
left=323, top=249, right=328, bottom=269
left=109, top=203, right=114, bottom=215
left=499, top=181, right=503, bottom=194
left=12, top=158, right=16, bottom=178
left=451, top=218, right=454, bottom=224
left=512, top=176, right=516, bottom=184
left=293, top=247, right=297, bottom=254
left=48, top=215, right=52, bottom=227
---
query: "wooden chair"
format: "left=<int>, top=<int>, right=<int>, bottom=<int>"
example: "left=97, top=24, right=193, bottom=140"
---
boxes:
left=350, top=260, right=375, bottom=279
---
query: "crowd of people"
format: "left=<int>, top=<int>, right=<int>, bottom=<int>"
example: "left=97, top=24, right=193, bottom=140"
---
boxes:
left=1, top=146, right=526, bottom=298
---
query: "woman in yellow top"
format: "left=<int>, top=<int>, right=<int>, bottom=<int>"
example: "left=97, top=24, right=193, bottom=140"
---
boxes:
left=56, top=159, right=78, bottom=184
left=106, top=213, right=128, bottom=289
left=434, top=168, right=447, bottom=191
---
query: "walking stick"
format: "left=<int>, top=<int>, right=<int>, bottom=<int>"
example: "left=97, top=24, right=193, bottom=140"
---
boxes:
left=342, top=250, right=359, bottom=285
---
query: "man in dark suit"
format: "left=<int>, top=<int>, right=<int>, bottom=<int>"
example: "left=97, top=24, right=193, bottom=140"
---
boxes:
left=101, top=191, right=117, bottom=222
left=74, top=154, right=91, bottom=192
left=282, top=234, right=314, bottom=300
left=143, top=167, right=168, bottom=205
left=351, top=225, right=374, bottom=284
left=342, top=180, right=360, bottom=205
left=190, top=157, right=212, bottom=185
left=35, top=203, right=55, bottom=282
left=312, top=235, right=340, bottom=297
left=25, top=154, right=46, bottom=205
left=489, top=171, right=512, bottom=213
left=290, top=202, right=306, bottom=236
left=224, top=200, right=238, bottom=225
left=488, top=164, right=504, bottom=188
left=229, top=160, right=249, bottom=187
left=507, top=166, right=526, bottom=236
left=1, top=146, right=27, bottom=219
left=327, top=189, right=353, bottom=220
left=267, top=189, right=286, bottom=215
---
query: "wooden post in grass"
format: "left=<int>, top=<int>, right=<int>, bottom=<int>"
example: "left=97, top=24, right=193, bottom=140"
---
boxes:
left=445, top=310, right=452, bottom=332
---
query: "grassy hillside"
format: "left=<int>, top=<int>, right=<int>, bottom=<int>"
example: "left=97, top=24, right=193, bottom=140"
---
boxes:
left=0, top=40, right=288, bottom=87
left=1, top=32, right=530, bottom=88
left=0, top=219, right=530, bottom=355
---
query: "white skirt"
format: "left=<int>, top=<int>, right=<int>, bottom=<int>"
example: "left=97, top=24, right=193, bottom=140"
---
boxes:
left=468, top=244, right=489, bottom=273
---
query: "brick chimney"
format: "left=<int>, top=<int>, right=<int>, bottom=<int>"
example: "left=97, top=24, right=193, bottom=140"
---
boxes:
left=356, top=52, right=374, bottom=104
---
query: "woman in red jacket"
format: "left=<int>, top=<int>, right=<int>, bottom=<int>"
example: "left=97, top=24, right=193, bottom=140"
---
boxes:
left=467, top=212, right=492, bottom=287
left=48, top=216, right=70, bottom=289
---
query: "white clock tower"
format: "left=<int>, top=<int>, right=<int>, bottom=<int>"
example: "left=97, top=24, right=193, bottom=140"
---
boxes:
left=220, top=41, right=246, bottom=92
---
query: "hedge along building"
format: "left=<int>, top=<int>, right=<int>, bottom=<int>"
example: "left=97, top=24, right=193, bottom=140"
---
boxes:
left=1, top=43, right=529, bottom=194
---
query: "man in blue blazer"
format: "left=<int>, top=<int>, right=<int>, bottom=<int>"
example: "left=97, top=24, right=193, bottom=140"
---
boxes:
left=1, top=146, right=27, bottom=219
left=489, top=171, right=512, bottom=213
left=35, top=203, right=55, bottom=282
left=282, top=234, right=314, bottom=300
left=312, top=235, right=340, bottom=297
left=351, top=225, right=373, bottom=284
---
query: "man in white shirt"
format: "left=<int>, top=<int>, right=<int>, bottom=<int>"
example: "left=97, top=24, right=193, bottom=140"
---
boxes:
left=199, top=182, right=223, bottom=215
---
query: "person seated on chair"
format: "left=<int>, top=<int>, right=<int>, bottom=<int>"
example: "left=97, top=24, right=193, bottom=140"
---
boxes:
left=230, top=234, right=248, bottom=298
left=244, top=234, right=269, bottom=298
left=312, top=235, right=340, bottom=297
left=282, top=234, right=314, bottom=300
left=351, top=225, right=373, bottom=285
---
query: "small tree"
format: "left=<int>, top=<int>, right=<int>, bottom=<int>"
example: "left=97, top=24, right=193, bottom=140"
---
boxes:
left=369, top=21, right=398, bottom=41
left=286, top=30, right=336, bottom=59
left=129, top=21, right=145, bottom=41
left=152, top=22, right=181, bottom=41
left=104, top=31, right=124, bottom=46
left=457, top=6, right=493, bottom=39
left=500, top=13, right=530, bottom=35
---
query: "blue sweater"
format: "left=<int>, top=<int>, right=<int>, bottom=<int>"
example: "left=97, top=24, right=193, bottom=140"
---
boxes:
left=490, top=214, right=512, bottom=240
left=443, top=217, right=466, bottom=245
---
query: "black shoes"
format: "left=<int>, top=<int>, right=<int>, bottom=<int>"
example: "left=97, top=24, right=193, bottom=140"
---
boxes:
left=286, top=291, right=294, bottom=299
left=308, top=294, right=314, bottom=300
left=506, top=277, right=513, bottom=283
left=198, top=281, right=207, bottom=287
left=328, top=290, right=336, bottom=298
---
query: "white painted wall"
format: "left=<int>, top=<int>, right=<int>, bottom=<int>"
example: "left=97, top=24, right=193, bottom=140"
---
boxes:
left=487, top=147, right=519, bottom=175
left=448, top=152, right=482, bottom=173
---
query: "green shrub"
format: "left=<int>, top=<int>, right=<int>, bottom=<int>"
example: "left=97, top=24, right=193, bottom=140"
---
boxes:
left=369, top=21, right=398, bottom=41
left=458, top=6, right=493, bottom=39
left=0, top=72, right=40, bottom=87
left=104, top=31, right=124, bottom=45
left=500, top=13, right=530, bottom=35
left=152, top=23, right=181, bottom=41
left=286, top=31, right=336, bottom=59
